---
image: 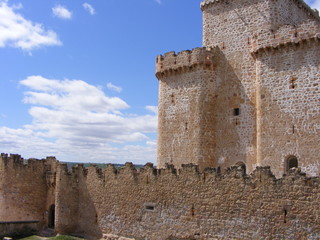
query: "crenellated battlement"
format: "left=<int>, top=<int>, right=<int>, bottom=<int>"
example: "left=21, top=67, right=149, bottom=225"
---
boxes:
left=56, top=160, right=320, bottom=187
left=155, top=47, right=216, bottom=79
left=0, top=153, right=57, bottom=170
left=200, top=0, right=320, bottom=21
left=251, top=21, right=320, bottom=55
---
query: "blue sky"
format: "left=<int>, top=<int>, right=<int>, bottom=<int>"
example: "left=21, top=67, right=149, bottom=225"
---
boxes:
left=0, top=0, right=202, bottom=164
left=0, top=0, right=319, bottom=164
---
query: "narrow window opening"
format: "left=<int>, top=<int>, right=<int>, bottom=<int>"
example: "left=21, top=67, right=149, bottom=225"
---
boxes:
left=290, top=77, right=297, bottom=89
left=170, top=93, right=175, bottom=104
left=283, top=209, right=287, bottom=223
left=185, top=122, right=188, bottom=130
left=191, top=204, right=195, bottom=216
left=292, top=125, right=295, bottom=134
left=233, top=108, right=240, bottom=116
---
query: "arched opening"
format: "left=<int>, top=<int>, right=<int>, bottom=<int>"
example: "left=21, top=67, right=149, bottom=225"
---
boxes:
left=48, top=204, right=55, bottom=229
left=235, top=162, right=246, bottom=175
left=286, top=156, right=298, bottom=172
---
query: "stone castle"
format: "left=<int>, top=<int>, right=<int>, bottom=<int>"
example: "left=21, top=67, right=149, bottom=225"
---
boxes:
left=156, top=0, right=320, bottom=178
left=0, top=0, right=319, bottom=239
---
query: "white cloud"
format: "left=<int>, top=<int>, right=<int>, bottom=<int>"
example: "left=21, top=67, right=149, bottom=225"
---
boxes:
left=83, top=3, right=95, bottom=15
left=0, top=1, right=61, bottom=51
left=21, top=76, right=128, bottom=112
left=52, top=5, right=72, bottom=20
left=106, top=82, right=122, bottom=93
left=155, top=0, right=162, bottom=4
left=146, top=106, right=158, bottom=114
left=0, top=76, right=158, bottom=165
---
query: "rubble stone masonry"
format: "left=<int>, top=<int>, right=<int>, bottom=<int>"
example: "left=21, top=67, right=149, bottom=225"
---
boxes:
left=0, top=154, right=56, bottom=228
left=54, top=162, right=320, bottom=240
left=156, top=0, right=320, bottom=177
left=0, top=0, right=320, bottom=239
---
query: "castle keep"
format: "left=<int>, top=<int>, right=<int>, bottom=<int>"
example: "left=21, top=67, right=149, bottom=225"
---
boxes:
left=156, top=0, right=320, bottom=177
left=0, top=0, right=319, bottom=239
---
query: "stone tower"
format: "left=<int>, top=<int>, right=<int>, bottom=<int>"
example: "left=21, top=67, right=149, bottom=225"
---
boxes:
left=156, top=48, right=217, bottom=170
left=156, top=0, right=320, bottom=177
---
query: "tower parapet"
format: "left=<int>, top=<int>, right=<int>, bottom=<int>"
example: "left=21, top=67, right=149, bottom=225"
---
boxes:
left=201, top=0, right=320, bottom=21
left=155, top=47, right=215, bottom=78
left=252, top=21, right=320, bottom=54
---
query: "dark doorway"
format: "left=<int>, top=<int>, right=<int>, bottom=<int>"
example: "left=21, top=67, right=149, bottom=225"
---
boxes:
left=48, top=204, right=55, bottom=229
left=235, top=162, right=246, bottom=175
left=286, top=156, right=298, bottom=172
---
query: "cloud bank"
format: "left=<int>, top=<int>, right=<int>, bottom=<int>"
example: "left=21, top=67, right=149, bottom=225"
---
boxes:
left=0, top=76, right=157, bottom=164
left=0, top=1, right=61, bottom=50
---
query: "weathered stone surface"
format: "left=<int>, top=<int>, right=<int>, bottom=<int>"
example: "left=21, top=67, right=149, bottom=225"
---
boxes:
left=0, top=154, right=56, bottom=228
left=156, top=0, right=320, bottom=178
left=1, top=0, right=320, bottom=239
left=53, top=163, right=320, bottom=240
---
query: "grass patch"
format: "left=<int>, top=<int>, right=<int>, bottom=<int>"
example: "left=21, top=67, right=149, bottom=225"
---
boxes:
left=17, top=236, right=43, bottom=240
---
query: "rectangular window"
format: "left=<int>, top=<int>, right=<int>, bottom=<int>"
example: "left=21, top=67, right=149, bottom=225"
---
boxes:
left=144, top=203, right=156, bottom=212
left=233, top=108, right=240, bottom=116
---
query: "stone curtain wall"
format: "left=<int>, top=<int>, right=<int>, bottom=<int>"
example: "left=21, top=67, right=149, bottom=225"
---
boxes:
left=56, top=163, right=320, bottom=240
left=0, top=154, right=56, bottom=227
left=0, top=221, right=39, bottom=238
